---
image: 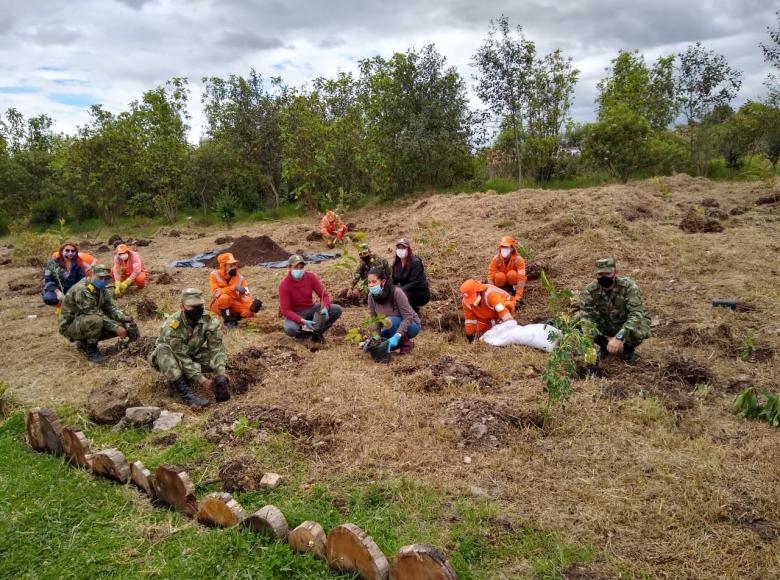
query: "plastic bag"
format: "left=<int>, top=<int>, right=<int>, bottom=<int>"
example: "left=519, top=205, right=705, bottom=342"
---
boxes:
left=480, top=320, right=560, bottom=352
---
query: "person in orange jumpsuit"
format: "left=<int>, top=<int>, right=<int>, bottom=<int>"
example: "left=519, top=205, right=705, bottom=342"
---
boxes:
left=112, top=244, right=148, bottom=296
left=209, top=252, right=263, bottom=327
left=320, top=210, right=348, bottom=247
left=460, top=279, right=515, bottom=342
left=487, top=236, right=527, bottom=307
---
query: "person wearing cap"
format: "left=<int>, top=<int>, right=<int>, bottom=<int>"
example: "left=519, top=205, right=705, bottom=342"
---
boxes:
left=487, top=236, right=527, bottom=307
left=579, top=258, right=650, bottom=363
left=58, top=264, right=134, bottom=363
left=320, top=210, right=348, bottom=248
left=112, top=244, right=148, bottom=297
left=460, top=279, right=515, bottom=342
left=347, top=244, right=391, bottom=300
left=148, top=288, right=230, bottom=408
left=391, top=238, right=430, bottom=313
left=42, top=241, right=96, bottom=310
left=209, top=252, right=263, bottom=328
left=279, top=254, right=342, bottom=342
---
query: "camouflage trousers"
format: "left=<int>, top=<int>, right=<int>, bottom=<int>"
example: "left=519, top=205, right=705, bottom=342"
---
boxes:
left=61, top=315, right=119, bottom=344
left=148, top=344, right=213, bottom=383
left=595, top=318, right=651, bottom=347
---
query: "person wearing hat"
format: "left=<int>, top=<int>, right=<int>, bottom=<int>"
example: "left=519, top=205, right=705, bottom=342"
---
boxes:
left=320, top=210, right=348, bottom=248
left=42, top=241, right=96, bottom=310
left=279, top=254, right=342, bottom=342
left=148, top=288, right=230, bottom=408
left=579, top=258, right=650, bottom=363
left=459, top=279, right=515, bottom=342
left=391, top=238, right=430, bottom=313
left=58, top=264, right=134, bottom=363
left=347, top=244, right=391, bottom=301
left=487, top=236, right=527, bottom=307
left=112, top=243, right=148, bottom=297
left=209, top=252, right=263, bottom=328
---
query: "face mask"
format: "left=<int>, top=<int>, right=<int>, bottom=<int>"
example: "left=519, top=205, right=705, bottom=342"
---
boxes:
left=227, top=268, right=237, bottom=278
left=360, top=255, right=372, bottom=264
left=185, top=306, right=204, bottom=322
left=291, top=269, right=304, bottom=281
left=118, top=253, right=129, bottom=261
left=597, top=275, right=615, bottom=289
left=62, top=249, right=77, bottom=259
left=369, top=284, right=383, bottom=296
left=500, top=248, right=511, bottom=259
left=92, top=278, right=107, bottom=290
left=396, top=248, right=408, bottom=259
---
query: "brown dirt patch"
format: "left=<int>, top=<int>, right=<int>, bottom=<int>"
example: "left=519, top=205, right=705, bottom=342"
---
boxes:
left=729, top=206, right=748, bottom=215
left=227, top=345, right=303, bottom=395
left=134, top=298, right=159, bottom=321
left=152, top=432, right=179, bottom=447
left=334, top=288, right=363, bottom=307
left=720, top=499, right=780, bottom=543
left=526, top=260, right=555, bottom=280
left=679, top=207, right=724, bottom=233
left=7, top=280, right=39, bottom=294
left=204, top=404, right=339, bottom=445
left=661, top=356, right=711, bottom=387
left=154, top=272, right=176, bottom=285
left=700, top=197, right=720, bottom=208
left=755, top=193, right=780, bottom=205
left=88, top=378, right=142, bottom=424
left=104, top=336, right=157, bottom=364
left=305, top=231, right=323, bottom=241
left=705, top=207, right=728, bottom=220
left=214, top=236, right=235, bottom=245
left=203, top=235, right=290, bottom=268
left=218, top=455, right=265, bottom=492
left=420, top=302, right=461, bottom=333
left=616, top=206, right=652, bottom=221
left=442, top=398, right=543, bottom=449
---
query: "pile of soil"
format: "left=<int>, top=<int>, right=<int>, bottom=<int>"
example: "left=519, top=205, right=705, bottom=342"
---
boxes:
left=204, top=235, right=290, bottom=268
left=134, top=298, right=159, bottom=321
left=104, top=336, right=157, bottom=363
left=214, top=236, right=235, bottom=245
left=729, top=206, right=748, bottom=216
left=227, top=346, right=303, bottom=394
left=203, top=404, right=339, bottom=444
left=7, top=280, right=39, bottom=295
left=755, top=193, right=780, bottom=205
left=700, top=197, right=720, bottom=208
left=154, top=272, right=176, bottom=285
left=679, top=207, right=724, bottom=233
left=526, top=260, right=555, bottom=280
left=661, top=356, right=711, bottom=387
left=306, top=231, right=323, bottom=241
left=334, top=288, right=363, bottom=308
left=442, top=398, right=543, bottom=449
left=422, top=356, right=494, bottom=392
left=705, top=207, right=728, bottom=220
left=616, top=206, right=653, bottom=221
left=218, top=455, right=265, bottom=492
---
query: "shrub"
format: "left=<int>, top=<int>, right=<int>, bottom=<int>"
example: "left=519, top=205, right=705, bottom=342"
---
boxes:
left=126, top=192, right=159, bottom=218
left=483, top=177, right=519, bottom=194
left=29, top=197, right=67, bottom=227
left=12, top=230, right=60, bottom=267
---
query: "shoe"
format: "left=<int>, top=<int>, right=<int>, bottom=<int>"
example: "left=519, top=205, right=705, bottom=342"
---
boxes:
left=172, top=377, right=210, bottom=408
left=85, top=343, right=106, bottom=364
left=77, top=340, right=89, bottom=354
left=221, top=309, right=239, bottom=328
left=311, top=333, right=326, bottom=344
left=622, top=345, right=637, bottom=364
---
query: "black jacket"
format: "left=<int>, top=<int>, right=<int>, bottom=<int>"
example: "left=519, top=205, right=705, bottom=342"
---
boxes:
left=392, top=256, right=429, bottom=296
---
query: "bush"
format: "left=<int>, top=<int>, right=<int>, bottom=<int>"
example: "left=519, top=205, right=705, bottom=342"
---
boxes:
left=12, top=230, right=60, bottom=267
left=29, top=197, right=67, bottom=228
left=0, top=215, right=10, bottom=237
left=483, top=177, right=519, bottom=194
left=126, top=192, right=159, bottom=218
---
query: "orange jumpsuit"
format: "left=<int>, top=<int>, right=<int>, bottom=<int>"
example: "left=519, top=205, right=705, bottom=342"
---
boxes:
left=112, top=245, right=148, bottom=288
left=461, top=280, right=515, bottom=337
left=320, top=212, right=347, bottom=241
left=487, top=238, right=527, bottom=303
left=209, top=253, right=255, bottom=318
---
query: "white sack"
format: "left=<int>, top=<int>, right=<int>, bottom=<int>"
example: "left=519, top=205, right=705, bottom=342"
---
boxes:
left=480, top=320, right=560, bottom=352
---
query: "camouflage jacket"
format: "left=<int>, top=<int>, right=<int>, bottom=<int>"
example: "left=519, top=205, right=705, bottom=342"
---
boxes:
left=153, top=310, right=227, bottom=382
left=352, top=255, right=391, bottom=288
left=579, top=276, right=650, bottom=339
left=59, top=278, right=126, bottom=334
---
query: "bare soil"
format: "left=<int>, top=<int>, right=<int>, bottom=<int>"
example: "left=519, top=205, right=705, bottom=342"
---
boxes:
left=203, top=235, right=290, bottom=267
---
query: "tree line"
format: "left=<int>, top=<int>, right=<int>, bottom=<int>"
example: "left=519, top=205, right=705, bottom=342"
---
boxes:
left=1, top=14, right=778, bottom=230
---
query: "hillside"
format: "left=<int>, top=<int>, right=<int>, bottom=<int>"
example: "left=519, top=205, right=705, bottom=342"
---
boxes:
left=1, top=175, right=778, bottom=578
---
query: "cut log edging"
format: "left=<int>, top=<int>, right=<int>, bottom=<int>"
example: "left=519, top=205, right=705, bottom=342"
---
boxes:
left=23, top=407, right=458, bottom=579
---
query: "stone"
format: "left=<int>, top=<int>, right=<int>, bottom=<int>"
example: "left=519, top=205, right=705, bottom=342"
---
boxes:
left=259, top=472, right=283, bottom=489
left=468, top=422, right=488, bottom=440
left=463, top=456, right=472, bottom=465
left=88, top=381, right=142, bottom=424
left=125, top=406, right=162, bottom=425
left=152, top=411, right=183, bottom=433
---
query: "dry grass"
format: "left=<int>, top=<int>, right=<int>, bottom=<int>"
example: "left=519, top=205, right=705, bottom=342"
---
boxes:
left=1, top=174, right=779, bottom=577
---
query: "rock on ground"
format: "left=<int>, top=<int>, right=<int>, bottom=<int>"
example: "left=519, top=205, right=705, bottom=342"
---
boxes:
left=152, top=410, right=183, bottom=432
left=88, top=380, right=142, bottom=424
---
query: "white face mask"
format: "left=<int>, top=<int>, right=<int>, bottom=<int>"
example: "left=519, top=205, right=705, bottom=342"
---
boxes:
left=396, top=248, right=408, bottom=259
left=119, top=253, right=129, bottom=261
left=500, top=247, right=511, bottom=259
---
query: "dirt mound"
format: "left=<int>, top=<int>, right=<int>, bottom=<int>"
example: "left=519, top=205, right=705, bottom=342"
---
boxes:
left=616, top=206, right=653, bottom=221
left=662, top=356, right=711, bottom=386
left=442, top=399, right=543, bottom=449
left=204, top=235, right=290, bottom=268
left=306, top=231, right=323, bottom=241
left=214, top=236, right=234, bottom=245
left=152, top=433, right=178, bottom=447
left=227, top=346, right=303, bottom=394
left=421, top=302, right=461, bottom=333
left=679, top=207, right=724, bottom=233
left=729, top=206, right=748, bottom=215
left=218, top=455, right=265, bottom=492
left=88, top=378, right=141, bottom=424
left=154, top=272, right=176, bottom=285
left=104, top=336, right=156, bottom=363
left=204, top=404, right=339, bottom=444
left=422, top=356, right=494, bottom=392
left=335, top=288, right=363, bottom=307
left=526, top=260, right=555, bottom=281
left=755, top=193, right=780, bottom=205
left=134, top=298, right=159, bottom=321
left=700, top=197, right=720, bottom=208
left=705, top=207, right=728, bottom=220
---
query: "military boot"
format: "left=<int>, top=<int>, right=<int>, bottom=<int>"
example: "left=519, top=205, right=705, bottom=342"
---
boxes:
left=76, top=340, right=89, bottom=354
left=622, top=343, right=637, bottom=364
left=172, top=377, right=209, bottom=408
left=84, top=342, right=106, bottom=364
left=221, top=309, right=238, bottom=329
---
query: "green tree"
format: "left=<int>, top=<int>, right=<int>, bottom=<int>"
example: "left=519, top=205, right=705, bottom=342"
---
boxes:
left=760, top=11, right=779, bottom=70
left=582, top=105, right=651, bottom=182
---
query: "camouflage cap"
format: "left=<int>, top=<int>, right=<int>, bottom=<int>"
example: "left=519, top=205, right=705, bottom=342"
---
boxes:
left=181, top=287, right=205, bottom=306
left=596, top=258, right=616, bottom=274
left=287, top=254, right=306, bottom=266
left=92, top=263, right=112, bottom=277
left=395, top=238, right=410, bottom=247
left=358, top=243, right=371, bottom=256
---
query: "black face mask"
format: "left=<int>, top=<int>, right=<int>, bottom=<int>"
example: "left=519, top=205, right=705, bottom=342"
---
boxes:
left=360, top=255, right=372, bottom=264
left=185, top=306, right=204, bottom=322
left=597, top=275, right=615, bottom=289
left=227, top=269, right=237, bottom=278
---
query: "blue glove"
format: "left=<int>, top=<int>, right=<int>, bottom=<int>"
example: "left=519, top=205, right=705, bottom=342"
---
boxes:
left=387, top=333, right=401, bottom=351
left=362, top=341, right=370, bottom=352
left=302, top=320, right=314, bottom=329
left=236, top=287, right=248, bottom=294
left=320, top=307, right=329, bottom=319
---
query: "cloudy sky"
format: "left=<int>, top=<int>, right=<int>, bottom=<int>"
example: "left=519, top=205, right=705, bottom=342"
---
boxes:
left=0, top=0, right=776, bottom=140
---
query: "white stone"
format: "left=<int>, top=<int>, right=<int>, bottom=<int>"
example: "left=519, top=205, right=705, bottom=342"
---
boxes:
left=463, top=456, right=472, bottom=465
left=125, top=406, right=162, bottom=425
left=152, top=411, right=183, bottom=432
left=260, top=472, right=283, bottom=489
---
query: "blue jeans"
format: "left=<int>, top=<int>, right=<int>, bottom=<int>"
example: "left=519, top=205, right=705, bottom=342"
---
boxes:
left=42, top=290, right=60, bottom=306
left=380, top=316, right=420, bottom=339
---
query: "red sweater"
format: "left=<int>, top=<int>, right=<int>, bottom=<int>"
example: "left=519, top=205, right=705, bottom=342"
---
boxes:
left=278, top=271, right=330, bottom=323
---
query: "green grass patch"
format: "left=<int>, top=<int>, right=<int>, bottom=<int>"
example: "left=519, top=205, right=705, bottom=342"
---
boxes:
left=0, top=413, right=596, bottom=578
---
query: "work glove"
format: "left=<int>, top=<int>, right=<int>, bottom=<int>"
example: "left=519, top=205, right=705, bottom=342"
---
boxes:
left=302, top=320, right=315, bottom=330
left=320, top=307, right=329, bottom=319
left=114, top=285, right=122, bottom=297
left=236, top=286, right=248, bottom=295
left=362, top=340, right=371, bottom=352
left=213, top=375, right=231, bottom=402
left=126, top=323, right=140, bottom=342
left=387, top=333, right=401, bottom=351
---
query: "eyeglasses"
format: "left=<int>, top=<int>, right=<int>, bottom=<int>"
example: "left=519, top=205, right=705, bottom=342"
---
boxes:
left=63, top=249, right=77, bottom=255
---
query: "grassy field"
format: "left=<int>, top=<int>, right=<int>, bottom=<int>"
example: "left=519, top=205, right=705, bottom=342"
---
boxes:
left=1, top=174, right=779, bottom=578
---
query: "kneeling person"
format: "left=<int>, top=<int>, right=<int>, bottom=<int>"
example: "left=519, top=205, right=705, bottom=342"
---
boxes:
left=209, top=252, right=263, bottom=328
left=367, top=268, right=420, bottom=354
left=460, top=279, right=515, bottom=342
left=58, top=264, right=134, bottom=363
left=279, top=254, right=342, bottom=343
left=579, top=258, right=650, bottom=363
left=148, top=288, right=230, bottom=408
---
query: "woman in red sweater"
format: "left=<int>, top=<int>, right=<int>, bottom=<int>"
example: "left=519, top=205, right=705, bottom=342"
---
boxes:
left=279, top=255, right=342, bottom=343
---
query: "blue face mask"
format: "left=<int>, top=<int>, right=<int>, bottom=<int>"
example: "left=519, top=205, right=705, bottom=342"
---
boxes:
left=92, top=278, right=107, bottom=290
left=369, top=284, right=383, bottom=296
left=291, top=269, right=304, bottom=281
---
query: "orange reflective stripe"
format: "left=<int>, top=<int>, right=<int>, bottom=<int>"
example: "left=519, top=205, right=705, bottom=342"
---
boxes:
left=212, top=272, right=224, bottom=284
left=465, top=320, right=478, bottom=325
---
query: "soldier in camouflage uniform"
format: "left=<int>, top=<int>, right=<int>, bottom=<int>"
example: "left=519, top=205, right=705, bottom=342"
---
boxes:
left=148, top=288, right=230, bottom=408
left=58, top=264, right=133, bottom=363
left=579, top=258, right=650, bottom=363
left=346, top=244, right=391, bottom=302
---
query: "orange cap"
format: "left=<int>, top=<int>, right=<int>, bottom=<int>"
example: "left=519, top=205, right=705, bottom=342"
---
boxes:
left=499, top=236, right=516, bottom=248
left=115, top=244, right=130, bottom=254
left=459, top=279, right=485, bottom=305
